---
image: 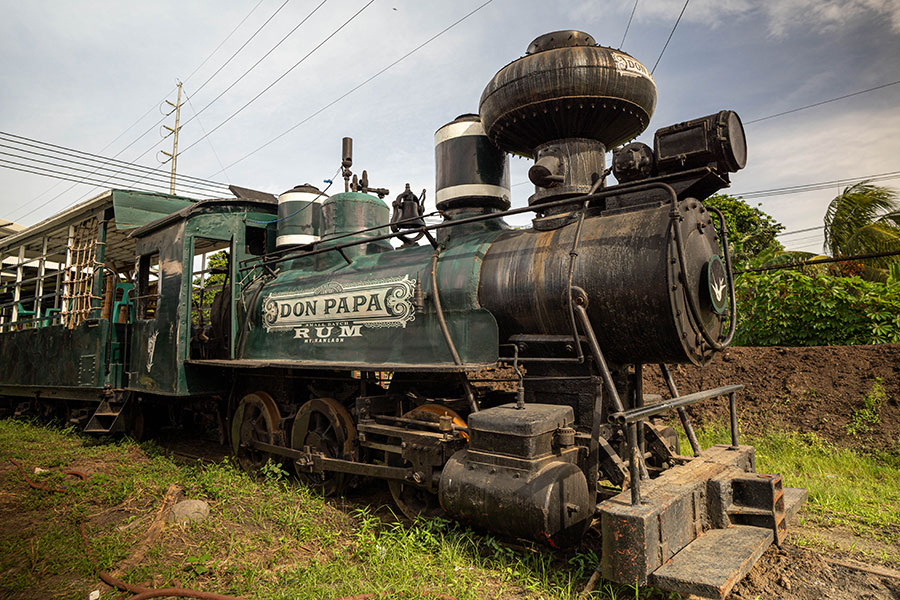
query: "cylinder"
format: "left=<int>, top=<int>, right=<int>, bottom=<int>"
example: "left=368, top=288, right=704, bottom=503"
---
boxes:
left=434, top=114, right=510, bottom=212
left=478, top=200, right=726, bottom=365
left=440, top=456, right=591, bottom=548
left=528, top=138, right=606, bottom=209
left=276, top=184, right=327, bottom=248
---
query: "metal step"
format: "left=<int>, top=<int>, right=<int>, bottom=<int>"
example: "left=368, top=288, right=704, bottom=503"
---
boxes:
left=784, top=487, right=808, bottom=523
left=648, top=525, right=773, bottom=599
left=84, top=398, right=128, bottom=434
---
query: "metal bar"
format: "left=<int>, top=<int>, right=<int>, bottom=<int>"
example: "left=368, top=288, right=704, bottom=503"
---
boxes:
left=311, top=455, right=413, bottom=480
left=358, top=421, right=449, bottom=440
left=358, top=440, right=403, bottom=455
left=522, top=376, right=595, bottom=381
left=11, top=245, right=25, bottom=325
left=610, top=384, right=744, bottom=425
left=61, top=225, right=75, bottom=320
left=248, top=440, right=413, bottom=480
left=635, top=363, right=645, bottom=453
left=573, top=302, right=626, bottom=414
left=373, top=415, right=469, bottom=433
left=0, top=247, right=5, bottom=330
left=34, top=236, right=47, bottom=323
left=627, top=422, right=641, bottom=506
left=500, top=356, right=584, bottom=363
left=729, top=391, right=739, bottom=448
left=659, top=363, right=702, bottom=456
left=634, top=363, right=649, bottom=480
left=241, top=180, right=682, bottom=271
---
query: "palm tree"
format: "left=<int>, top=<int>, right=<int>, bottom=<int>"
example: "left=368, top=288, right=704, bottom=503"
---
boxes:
left=823, top=182, right=900, bottom=271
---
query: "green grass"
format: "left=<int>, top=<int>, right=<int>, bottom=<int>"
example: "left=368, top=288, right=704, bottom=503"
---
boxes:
left=681, top=422, right=900, bottom=558
left=6, top=417, right=897, bottom=599
left=0, top=419, right=650, bottom=600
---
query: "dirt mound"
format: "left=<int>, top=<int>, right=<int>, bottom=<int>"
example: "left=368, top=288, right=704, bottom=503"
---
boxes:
left=643, top=344, right=900, bottom=453
left=732, top=545, right=900, bottom=600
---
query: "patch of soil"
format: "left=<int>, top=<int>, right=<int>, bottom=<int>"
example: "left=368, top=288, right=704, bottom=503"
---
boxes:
left=643, top=345, right=900, bottom=452
left=731, top=544, right=900, bottom=600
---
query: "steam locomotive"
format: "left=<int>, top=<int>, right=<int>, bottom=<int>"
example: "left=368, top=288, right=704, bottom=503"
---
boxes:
left=0, top=31, right=805, bottom=598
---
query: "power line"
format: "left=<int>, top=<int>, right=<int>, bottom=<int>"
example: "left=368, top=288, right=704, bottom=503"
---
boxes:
left=93, top=0, right=275, bottom=163
left=651, top=0, right=689, bottom=75
left=1, top=132, right=229, bottom=223
left=745, top=80, right=900, bottom=125
left=182, top=0, right=268, bottom=85
left=209, top=0, right=496, bottom=176
left=180, top=0, right=366, bottom=156
left=178, top=0, right=329, bottom=137
left=0, top=146, right=226, bottom=197
left=777, top=225, right=825, bottom=237
left=8, top=2, right=269, bottom=222
left=735, top=249, right=900, bottom=274
left=0, top=132, right=229, bottom=190
left=0, top=159, right=219, bottom=199
left=183, top=87, right=231, bottom=182
left=781, top=234, right=824, bottom=246
left=736, top=170, right=900, bottom=200
left=621, top=0, right=639, bottom=48
left=188, top=0, right=295, bottom=100
left=69, top=0, right=332, bottom=203
left=81, top=0, right=275, bottom=173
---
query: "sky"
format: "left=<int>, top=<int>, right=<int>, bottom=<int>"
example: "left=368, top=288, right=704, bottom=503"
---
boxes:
left=1, top=0, right=899, bottom=255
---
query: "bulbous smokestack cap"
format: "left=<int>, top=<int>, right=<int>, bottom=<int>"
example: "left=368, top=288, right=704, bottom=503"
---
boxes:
left=479, top=30, right=657, bottom=157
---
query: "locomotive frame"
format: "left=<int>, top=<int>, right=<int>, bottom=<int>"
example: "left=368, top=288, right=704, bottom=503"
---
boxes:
left=0, top=31, right=809, bottom=598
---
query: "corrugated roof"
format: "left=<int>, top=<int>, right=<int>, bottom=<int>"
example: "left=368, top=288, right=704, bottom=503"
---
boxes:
left=0, top=219, right=25, bottom=240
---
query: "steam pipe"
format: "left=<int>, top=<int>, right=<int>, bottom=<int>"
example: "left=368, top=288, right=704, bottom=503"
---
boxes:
left=431, top=251, right=478, bottom=413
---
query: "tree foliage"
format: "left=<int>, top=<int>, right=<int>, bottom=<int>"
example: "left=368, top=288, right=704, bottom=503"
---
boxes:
left=734, top=270, right=900, bottom=346
left=823, top=181, right=900, bottom=270
left=191, top=251, right=228, bottom=325
left=702, top=194, right=784, bottom=270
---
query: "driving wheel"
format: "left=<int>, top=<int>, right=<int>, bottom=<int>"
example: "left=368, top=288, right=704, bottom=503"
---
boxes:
left=291, top=397, right=357, bottom=496
left=231, top=391, right=284, bottom=472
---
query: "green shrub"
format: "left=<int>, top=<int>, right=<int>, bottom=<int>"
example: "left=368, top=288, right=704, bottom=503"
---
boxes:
left=734, top=270, right=900, bottom=346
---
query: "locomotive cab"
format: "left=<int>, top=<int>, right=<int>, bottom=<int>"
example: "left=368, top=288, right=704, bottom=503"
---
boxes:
left=127, top=198, right=276, bottom=395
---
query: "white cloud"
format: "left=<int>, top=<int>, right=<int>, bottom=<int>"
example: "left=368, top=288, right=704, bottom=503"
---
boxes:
left=583, top=0, right=900, bottom=36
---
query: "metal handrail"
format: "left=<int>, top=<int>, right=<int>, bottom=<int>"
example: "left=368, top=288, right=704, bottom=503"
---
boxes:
left=238, top=179, right=683, bottom=272
left=609, top=384, right=744, bottom=425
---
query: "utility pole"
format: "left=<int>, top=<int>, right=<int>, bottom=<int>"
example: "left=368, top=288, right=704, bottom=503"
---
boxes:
left=160, top=82, right=183, bottom=195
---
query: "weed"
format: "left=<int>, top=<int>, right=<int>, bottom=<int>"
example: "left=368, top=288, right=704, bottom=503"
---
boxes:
left=846, top=378, right=885, bottom=435
left=259, top=458, right=290, bottom=482
left=186, top=552, right=211, bottom=576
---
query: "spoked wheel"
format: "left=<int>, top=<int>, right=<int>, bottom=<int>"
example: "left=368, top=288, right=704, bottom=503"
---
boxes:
left=387, top=403, right=466, bottom=520
left=291, top=397, right=357, bottom=496
left=231, top=391, right=284, bottom=472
